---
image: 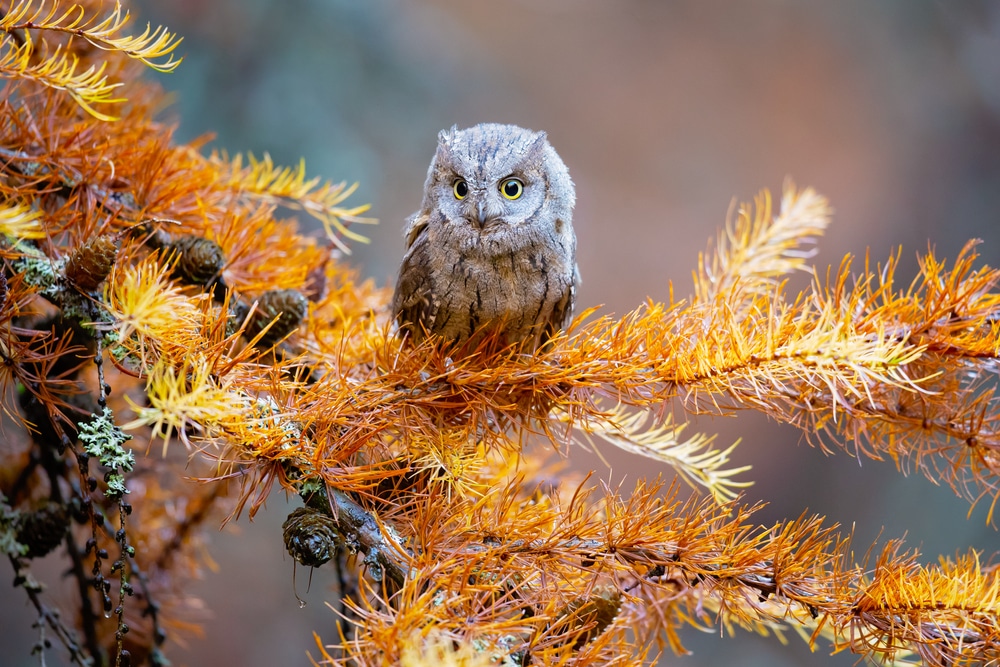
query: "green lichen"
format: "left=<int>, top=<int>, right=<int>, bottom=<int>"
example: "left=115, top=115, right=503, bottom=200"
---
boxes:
left=10, top=249, right=61, bottom=293
left=78, top=407, right=134, bottom=500
left=297, top=476, right=326, bottom=498
left=53, top=292, right=98, bottom=323
left=0, top=495, right=27, bottom=558
left=7, top=240, right=115, bottom=338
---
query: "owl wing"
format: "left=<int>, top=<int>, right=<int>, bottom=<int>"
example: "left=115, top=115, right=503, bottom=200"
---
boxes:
left=402, top=211, right=430, bottom=250
left=542, top=264, right=579, bottom=343
left=391, top=213, right=437, bottom=340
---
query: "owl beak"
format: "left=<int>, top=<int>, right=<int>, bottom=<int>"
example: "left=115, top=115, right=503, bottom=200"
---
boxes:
left=470, top=199, right=502, bottom=229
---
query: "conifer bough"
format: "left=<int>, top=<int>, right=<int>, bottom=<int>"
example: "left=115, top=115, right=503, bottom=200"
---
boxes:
left=0, top=2, right=998, bottom=667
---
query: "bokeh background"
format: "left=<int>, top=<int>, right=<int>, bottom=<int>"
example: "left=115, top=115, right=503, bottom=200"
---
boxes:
left=5, top=1, right=1000, bottom=665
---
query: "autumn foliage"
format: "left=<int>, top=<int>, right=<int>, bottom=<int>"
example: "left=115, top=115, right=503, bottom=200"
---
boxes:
left=1, top=2, right=999, bottom=666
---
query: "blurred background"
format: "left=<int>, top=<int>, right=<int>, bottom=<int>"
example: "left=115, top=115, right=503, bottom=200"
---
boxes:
left=6, top=0, right=1000, bottom=665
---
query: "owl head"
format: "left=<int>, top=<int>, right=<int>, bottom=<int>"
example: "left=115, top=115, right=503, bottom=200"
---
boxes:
left=419, top=123, right=575, bottom=237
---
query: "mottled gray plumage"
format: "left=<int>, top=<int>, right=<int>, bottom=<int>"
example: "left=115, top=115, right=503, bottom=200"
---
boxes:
left=392, top=123, right=579, bottom=348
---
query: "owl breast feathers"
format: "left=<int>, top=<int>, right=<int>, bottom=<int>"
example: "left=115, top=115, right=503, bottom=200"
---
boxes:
left=392, top=123, right=580, bottom=349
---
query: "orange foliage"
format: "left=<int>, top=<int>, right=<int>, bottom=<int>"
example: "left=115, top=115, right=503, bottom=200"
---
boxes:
left=1, top=2, right=998, bottom=667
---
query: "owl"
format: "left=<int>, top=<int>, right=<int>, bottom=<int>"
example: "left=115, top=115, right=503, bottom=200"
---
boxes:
left=391, top=123, right=579, bottom=349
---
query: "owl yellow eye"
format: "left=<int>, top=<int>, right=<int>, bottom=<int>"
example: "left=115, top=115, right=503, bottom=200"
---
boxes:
left=500, top=178, right=523, bottom=200
left=453, top=179, right=468, bottom=200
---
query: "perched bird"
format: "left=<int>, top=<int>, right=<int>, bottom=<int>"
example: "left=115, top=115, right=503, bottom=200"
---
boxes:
left=392, top=123, right=579, bottom=349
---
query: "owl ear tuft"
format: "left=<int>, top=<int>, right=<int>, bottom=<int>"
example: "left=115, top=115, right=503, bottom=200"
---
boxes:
left=522, top=130, right=549, bottom=160
left=438, top=125, right=458, bottom=146
left=434, top=126, right=458, bottom=164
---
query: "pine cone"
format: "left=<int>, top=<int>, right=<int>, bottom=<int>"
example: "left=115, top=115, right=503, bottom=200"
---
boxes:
left=65, top=235, right=119, bottom=291
left=168, top=235, right=226, bottom=286
left=241, top=289, right=308, bottom=347
left=282, top=506, right=340, bottom=568
left=16, top=502, right=70, bottom=559
left=554, top=585, right=622, bottom=649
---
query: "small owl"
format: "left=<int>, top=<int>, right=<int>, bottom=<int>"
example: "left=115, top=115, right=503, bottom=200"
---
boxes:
left=392, top=123, right=579, bottom=349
